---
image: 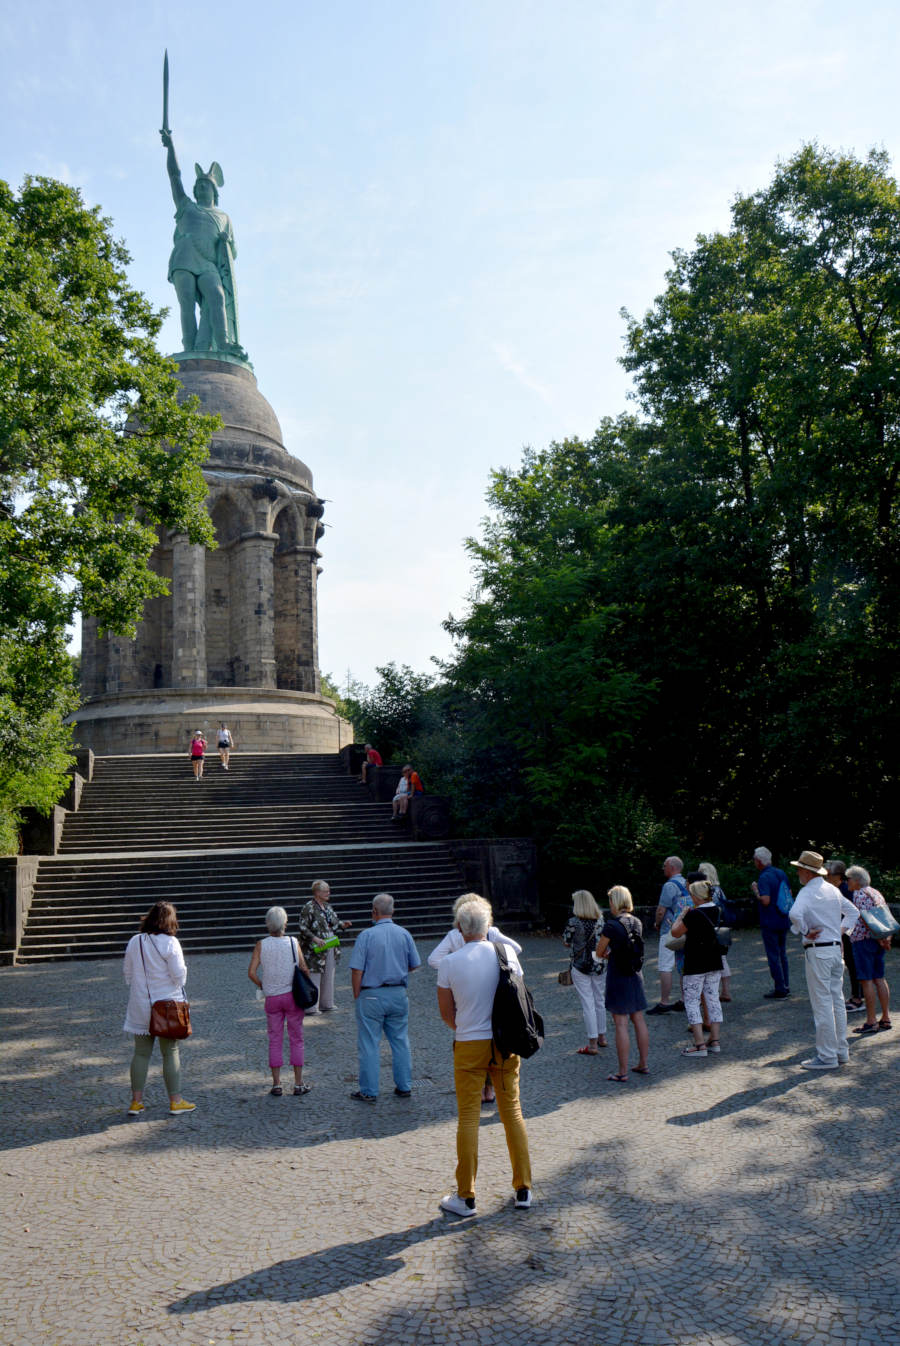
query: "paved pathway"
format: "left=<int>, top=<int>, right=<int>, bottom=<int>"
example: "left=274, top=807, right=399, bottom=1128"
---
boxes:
left=1, top=930, right=898, bottom=1345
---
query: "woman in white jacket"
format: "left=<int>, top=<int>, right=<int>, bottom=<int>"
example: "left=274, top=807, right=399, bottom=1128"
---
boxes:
left=428, top=892, right=522, bottom=1104
left=123, top=902, right=195, bottom=1117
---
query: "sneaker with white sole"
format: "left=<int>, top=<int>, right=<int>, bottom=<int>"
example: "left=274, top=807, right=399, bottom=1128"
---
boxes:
left=127, top=1101, right=145, bottom=1117
left=800, top=1057, right=838, bottom=1070
left=169, top=1099, right=197, bottom=1114
left=439, top=1193, right=476, bottom=1218
left=514, top=1187, right=532, bottom=1209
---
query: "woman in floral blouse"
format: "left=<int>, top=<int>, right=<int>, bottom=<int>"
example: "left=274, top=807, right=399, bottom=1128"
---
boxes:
left=845, top=865, right=892, bottom=1035
left=297, top=880, right=352, bottom=1015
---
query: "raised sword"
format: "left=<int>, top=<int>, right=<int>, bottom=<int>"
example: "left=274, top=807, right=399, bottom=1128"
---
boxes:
left=161, top=49, right=171, bottom=135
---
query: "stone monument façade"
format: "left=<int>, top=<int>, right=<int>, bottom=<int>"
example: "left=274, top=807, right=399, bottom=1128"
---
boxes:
left=73, top=69, right=350, bottom=755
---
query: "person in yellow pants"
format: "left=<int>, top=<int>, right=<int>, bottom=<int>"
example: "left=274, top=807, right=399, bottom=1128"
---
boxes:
left=436, top=897, right=532, bottom=1216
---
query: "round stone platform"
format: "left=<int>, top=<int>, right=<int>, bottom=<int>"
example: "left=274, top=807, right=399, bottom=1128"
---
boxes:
left=71, top=687, right=352, bottom=755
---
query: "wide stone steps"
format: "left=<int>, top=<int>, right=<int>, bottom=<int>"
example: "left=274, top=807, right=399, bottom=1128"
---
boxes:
left=18, top=750, right=467, bottom=961
left=58, top=806, right=403, bottom=854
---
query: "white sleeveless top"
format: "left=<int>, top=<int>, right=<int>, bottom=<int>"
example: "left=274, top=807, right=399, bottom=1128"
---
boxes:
left=259, top=935, right=299, bottom=997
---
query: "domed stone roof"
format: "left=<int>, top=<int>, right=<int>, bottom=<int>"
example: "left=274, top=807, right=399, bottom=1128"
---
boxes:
left=175, top=358, right=313, bottom=491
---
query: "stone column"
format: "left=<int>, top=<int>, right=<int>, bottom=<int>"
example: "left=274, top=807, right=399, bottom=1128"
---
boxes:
left=273, top=544, right=321, bottom=692
left=80, top=615, right=103, bottom=699
left=171, top=535, right=207, bottom=688
left=104, top=632, right=137, bottom=694
left=234, top=532, right=277, bottom=687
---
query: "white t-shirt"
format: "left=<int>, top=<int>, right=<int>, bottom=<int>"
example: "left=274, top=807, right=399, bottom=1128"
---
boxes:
left=437, top=938, right=523, bottom=1041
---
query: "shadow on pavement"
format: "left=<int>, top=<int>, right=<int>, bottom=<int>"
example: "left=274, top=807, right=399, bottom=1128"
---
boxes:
left=167, top=1213, right=488, bottom=1312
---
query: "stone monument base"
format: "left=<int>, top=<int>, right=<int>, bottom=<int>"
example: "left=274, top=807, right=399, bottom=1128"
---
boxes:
left=70, top=688, right=352, bottom=756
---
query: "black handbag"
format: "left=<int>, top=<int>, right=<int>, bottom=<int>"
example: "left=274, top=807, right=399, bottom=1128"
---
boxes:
left=290, top=938, right=319, bottom=1011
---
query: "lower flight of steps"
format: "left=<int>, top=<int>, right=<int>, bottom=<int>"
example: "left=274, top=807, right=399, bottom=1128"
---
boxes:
left=16, top=842, right=466, bottom=962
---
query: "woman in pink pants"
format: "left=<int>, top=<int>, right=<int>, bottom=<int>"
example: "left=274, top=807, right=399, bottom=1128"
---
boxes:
left=248, top=906, right=311, bottom=1096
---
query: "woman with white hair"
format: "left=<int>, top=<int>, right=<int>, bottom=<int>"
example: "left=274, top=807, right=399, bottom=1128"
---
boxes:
left=297, top=880, right=352, bottom=1014
left=698, top=862, right=732, bottom=1001
left=670, top=880, right=724, bottom=1058
left=845, top=865, right=892, bottom=1035
left=248, top=906, right=311, bottom=1096
left=564, top=890, right=608, bottom=1054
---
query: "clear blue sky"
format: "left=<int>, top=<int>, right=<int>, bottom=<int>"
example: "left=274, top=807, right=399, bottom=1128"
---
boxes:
left=4, top=1, right=900, bottom=690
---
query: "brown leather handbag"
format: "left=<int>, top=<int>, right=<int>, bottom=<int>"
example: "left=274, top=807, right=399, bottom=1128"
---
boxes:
left=139, top=937, right=192, bottom=1039
left=149, top=998, right=192, bottom=1039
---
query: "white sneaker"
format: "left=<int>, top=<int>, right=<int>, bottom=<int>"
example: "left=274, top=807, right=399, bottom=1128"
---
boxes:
left=439, top=1193, right=476, bottom=1218
left=800, top=1057, right=838, bottom=1070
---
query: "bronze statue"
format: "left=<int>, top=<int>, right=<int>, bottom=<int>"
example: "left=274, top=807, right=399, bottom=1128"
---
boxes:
left=160, top=54, right=244, bottom=358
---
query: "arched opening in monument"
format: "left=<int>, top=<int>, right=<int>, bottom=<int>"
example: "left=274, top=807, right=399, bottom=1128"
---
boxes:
left=206, top=496, right=243, bottom=686
left=273, top=505, right=312, bottom=690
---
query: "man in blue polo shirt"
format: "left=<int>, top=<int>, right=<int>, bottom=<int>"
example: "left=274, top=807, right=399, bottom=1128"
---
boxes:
left=751, top=845, right=791, bottom=999
left=348, top=892, right=421, bottom=1103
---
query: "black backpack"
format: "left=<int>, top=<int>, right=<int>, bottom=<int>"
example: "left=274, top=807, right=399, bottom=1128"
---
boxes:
left=612, top=916, right=644, bottom=975
left=491, top=943, right=544, bottom=1060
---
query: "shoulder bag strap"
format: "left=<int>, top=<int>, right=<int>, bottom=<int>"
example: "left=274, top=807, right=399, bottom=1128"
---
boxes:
left=137, top=935, right=154, bottom=1010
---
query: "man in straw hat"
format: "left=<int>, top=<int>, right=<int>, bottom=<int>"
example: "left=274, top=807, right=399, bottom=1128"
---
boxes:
left=788, top=849, right=860, bottom=1070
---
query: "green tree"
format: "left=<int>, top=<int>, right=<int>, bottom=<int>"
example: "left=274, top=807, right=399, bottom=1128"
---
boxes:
left=0, top=176, right=217, bottom=848
left=617, top=143, right=900, bottom=856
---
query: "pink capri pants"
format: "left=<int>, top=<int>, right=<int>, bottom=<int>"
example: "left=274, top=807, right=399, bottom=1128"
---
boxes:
left=265, top=992, right=305, bottom=1067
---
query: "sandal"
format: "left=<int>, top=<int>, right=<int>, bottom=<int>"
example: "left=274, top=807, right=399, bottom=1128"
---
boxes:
left=269, top=1086, right=283, bottom=1096
left=854, top=1022, right=879, bottom=1035
left=607, top=1073, right=629, bottom=1083
left=681, top=1045, right=708, bottom=1057
left=576, top=1046, right=599, bottom=1055
left=878, top=1019, right=893, bottom=1031
left=293, top=1083, right=311, bottom=1095
left=631, top=1065, right=650, bottom=1075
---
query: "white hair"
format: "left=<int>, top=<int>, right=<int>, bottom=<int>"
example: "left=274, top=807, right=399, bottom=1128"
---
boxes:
left=456, top=898, right=491, bottom=937
left=754, top=846, right=772, bottom=866
left=311, top=879, right=330, bottom=896
left=452, top=892, right=492, bottom=923
left=846, top=865, right=871, bottom=888
left=373, top=892, right=394, bottom=916
left=265, top=906, right=288, bottom=934
left=665, top=856, right=683, bottom=872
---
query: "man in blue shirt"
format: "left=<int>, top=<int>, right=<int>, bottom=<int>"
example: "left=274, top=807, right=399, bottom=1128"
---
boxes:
left=647, top=856, right=690, bottom=1015
left=751, top=846, right=791, bottom=998
left=348, top=893, right=421, bottom=1102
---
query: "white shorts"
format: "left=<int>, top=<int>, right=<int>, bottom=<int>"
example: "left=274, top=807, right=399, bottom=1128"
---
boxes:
left=657, top=936, right=677, bottom=974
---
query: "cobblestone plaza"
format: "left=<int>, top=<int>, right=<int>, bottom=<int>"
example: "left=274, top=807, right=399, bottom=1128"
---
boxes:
left=1, top=932, right=898, bottom=1346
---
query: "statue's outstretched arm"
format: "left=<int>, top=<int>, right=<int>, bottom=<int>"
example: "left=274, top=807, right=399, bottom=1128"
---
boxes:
left=160, top=129, right=187, bottom=205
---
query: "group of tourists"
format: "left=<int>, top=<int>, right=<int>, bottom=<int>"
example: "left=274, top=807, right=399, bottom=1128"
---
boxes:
left=120, top=842, right=894, bottom=1217
left=560, top=847, right=893, bottom=1080
left=122, top=886, right=532, bottom=1217
left=188, top=723, right=233, bottom=779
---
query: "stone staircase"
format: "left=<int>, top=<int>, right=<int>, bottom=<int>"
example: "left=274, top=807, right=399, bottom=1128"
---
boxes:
left=17, top=753, right=467, bottom=961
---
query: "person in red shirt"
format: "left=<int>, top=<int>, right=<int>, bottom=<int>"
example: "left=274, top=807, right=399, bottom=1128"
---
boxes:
left=361, top=744, right=383, bottom=784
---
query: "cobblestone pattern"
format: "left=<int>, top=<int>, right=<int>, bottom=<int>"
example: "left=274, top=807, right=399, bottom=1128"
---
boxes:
left=1, top=931, right=897, bottom=1345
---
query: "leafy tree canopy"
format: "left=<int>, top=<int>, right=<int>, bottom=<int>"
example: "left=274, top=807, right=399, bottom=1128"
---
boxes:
left=0, top=176, right=217, bottom=848
left=360, top=145, right=900, bottom=895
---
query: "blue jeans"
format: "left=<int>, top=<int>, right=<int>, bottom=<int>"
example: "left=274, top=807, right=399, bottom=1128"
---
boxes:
left=354, top=986, right=412, bottom=1097
left=761, top=927, right=789, bottom=993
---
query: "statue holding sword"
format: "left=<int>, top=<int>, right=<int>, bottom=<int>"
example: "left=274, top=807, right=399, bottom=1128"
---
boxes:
left=159, top=52, right=245, bottom=358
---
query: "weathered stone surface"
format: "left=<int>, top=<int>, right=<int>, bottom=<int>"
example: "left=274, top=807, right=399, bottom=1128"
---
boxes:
left=76, top=358, right=344, bottom=753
